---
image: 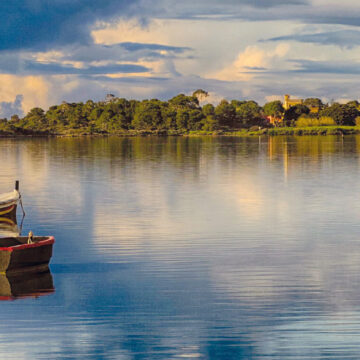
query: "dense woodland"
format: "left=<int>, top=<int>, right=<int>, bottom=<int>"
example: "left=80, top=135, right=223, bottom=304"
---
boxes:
left=1, top=90, right=360, bottom=136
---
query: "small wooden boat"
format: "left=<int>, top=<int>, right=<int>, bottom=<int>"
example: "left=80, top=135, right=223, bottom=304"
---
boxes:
left=0, top=234, right=55, bottom=274
left=0, top=190, right=19, bottom=218
left=0, top=268, right=54, bottom=300
left=0, top=181, right=21, bottom=219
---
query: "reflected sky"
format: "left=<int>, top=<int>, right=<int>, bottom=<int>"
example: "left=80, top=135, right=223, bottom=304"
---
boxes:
left=1, top=136, right=360, bottom=358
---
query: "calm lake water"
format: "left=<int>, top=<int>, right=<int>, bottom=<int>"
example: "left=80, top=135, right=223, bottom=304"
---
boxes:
left=1, top=135, right=360, bottom=359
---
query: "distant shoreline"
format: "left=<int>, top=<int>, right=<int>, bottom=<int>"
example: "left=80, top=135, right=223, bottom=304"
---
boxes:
left=2, top=94, right=360, bottom=138
left=1, top=126, right=360, bottom=138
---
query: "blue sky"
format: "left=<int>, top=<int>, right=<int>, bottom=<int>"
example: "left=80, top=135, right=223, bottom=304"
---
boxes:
left=1, top=0, right=360, bottom=117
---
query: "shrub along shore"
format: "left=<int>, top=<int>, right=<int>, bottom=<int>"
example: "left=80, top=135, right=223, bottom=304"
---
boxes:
left=2, top=90, right=360, bottom=137
left=2, top=127, right=359, bottom=138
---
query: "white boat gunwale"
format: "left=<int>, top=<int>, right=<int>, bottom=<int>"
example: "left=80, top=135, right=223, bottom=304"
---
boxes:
left=0, top=190, right=20, bottom=207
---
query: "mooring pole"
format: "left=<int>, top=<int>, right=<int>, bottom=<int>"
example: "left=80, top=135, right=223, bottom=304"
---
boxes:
left=15, top=180, right=25, bottom=216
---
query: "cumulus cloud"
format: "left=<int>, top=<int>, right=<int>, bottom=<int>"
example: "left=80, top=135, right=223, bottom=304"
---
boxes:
left=211, top=44, right=290, bottom=81
left=200, top=92, right=224, bottom=106
left=0, top=95, right=23, bottom=118
left=265, top=95, right=284, bottom=103
left=0, top=75, right=53, bottom=115
left=1, top=0, right=360, bottom=114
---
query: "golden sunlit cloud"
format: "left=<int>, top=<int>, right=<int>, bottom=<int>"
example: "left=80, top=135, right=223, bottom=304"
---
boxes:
left=0, top=75, right=52, bottom=114
left=209, top=44, right=290, bottom=82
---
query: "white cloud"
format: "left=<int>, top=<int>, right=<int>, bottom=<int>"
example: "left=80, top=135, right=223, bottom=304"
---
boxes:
left=91, top=19, right=169, bottom=45
left=0, top=75, right=52, bottom=114
left=35, top=50, right=85, bottom=69
left=210, top=43, right=290, bottom=82
left=265, top=95, right=284, bottom=102
left=200, top=91, right=224, bottom=106
left=2, top=6, right=360, bottom=114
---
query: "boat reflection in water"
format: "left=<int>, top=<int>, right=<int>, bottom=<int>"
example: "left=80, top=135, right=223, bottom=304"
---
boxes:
left=0, top=217, right=21, bottom=238
left=0, top=268, right=54, bottom=301
left=0, top=215, right=55, bottom=300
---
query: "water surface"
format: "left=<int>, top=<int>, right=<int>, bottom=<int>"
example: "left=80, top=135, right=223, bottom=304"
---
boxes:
left=1, top=135, right=360, bottom=359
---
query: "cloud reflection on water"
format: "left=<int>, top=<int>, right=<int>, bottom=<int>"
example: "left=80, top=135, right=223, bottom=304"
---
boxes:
left=1, top=136, right=360, bottom=358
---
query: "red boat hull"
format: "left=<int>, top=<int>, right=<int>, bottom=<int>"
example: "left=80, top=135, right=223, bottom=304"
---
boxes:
left=0, top=237, right=55, bottom=274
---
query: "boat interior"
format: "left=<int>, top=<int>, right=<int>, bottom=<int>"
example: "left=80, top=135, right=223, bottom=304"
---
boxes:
left=0, top=237, right=49, bottom=247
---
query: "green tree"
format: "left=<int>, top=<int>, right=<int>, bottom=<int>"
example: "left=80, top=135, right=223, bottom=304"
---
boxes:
left=215, top=100, right=236, bottom=128
left=169, top=94, right=199, bottom=109
left=303, top=98, right=323, bottom=109
left=132, top=100, right=163, bottom=130
left=230, top=100, right=246, bottom=109
left=347, top=100, right=360, bottom=109
left=176, top=109, right=189, bottom=130
left=284, top=104, right=310, bottom=124
left=82, top=100, right=95, bottom=119
left=46, top=105, right=68, bottom=129
left=161, top=104, right=177, bottom=130
left=235, top=101, right=262, bottom=127
left=67, top=103, right=86, bottom=129
left=96, top=110, right=112, bottom=132
left=263, top=101, right=284, bottom=118
left=188, top=109, right=204, bottom=130
left=88, top=107, right=103, bottom=125
left=116, top=98, right=134, bottom=128
left=9, top=114, right=20, bottom=124
left=202, top=104, right=215, bottom=117
left=202, top=115, right=220, bottom=131
left=22, top=107, right=48, bottom=131
left=320, top=103, right=359, bottom=125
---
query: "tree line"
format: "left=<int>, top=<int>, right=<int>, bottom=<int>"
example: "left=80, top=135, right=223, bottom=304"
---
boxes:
left=1, top=90, right=360, bottom=135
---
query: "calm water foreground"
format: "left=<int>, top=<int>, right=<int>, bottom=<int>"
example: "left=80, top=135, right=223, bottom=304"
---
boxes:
left=1, top=136, right=360, bottom=359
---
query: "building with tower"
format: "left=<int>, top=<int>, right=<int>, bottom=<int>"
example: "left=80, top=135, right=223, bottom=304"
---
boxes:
left=283, top=95, right=303, bottom=110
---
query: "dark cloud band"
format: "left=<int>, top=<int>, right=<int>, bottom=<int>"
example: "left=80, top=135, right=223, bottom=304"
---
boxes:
left=0, top=0, right=141, bottom=51
left=10, top=62, right=149, bottom=76
left=264, top=30, right=360, bottom=49
left=289, top=59, right=360, bottom=74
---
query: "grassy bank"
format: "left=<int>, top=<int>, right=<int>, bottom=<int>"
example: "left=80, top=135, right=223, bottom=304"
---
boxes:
left=189, top=126, right=360, bottom=137
left=187, top=126, right=360, bottom=136
left=254, top=126, right=360, bottom=136
left=1, top=126, right=360, bottom=138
